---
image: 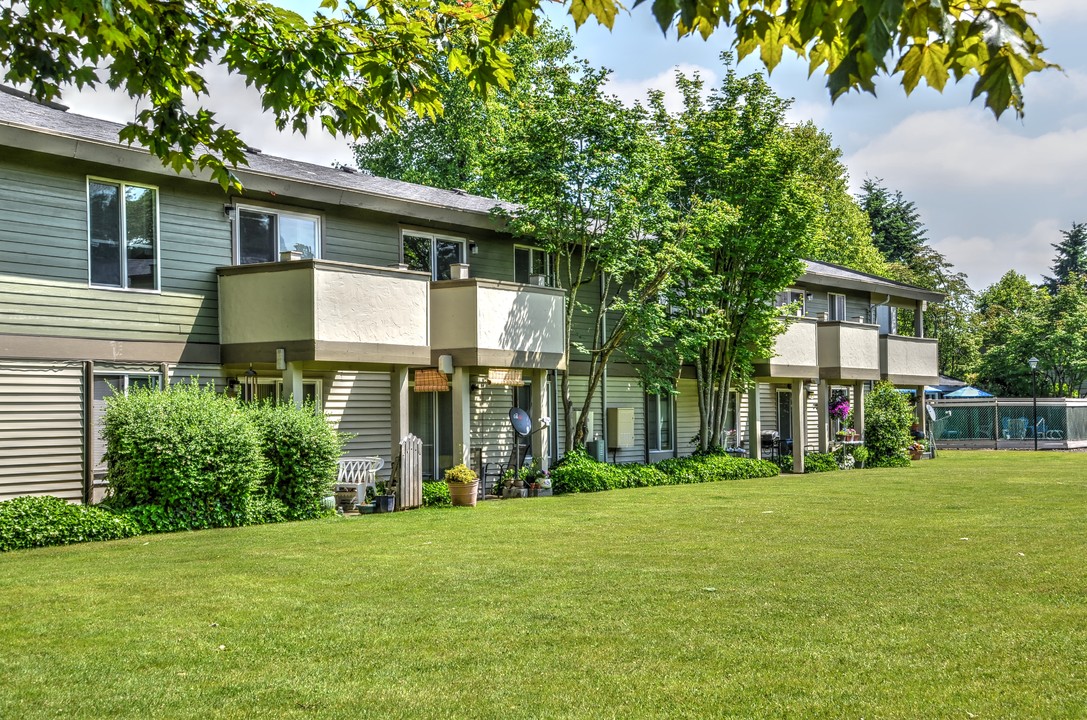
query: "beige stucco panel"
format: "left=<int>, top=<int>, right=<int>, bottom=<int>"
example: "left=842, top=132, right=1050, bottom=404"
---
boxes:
left=819, top=323, right=879, bottom=372
left=430, top=285, right=479, bottom=352
left=772, top=319, right=819, bottom=369
left=219, top=269, right=315, bottom=345
left=314, top=267, right=429, bottom=347
left=476, top=285, right=565, bottom=355
left=881, top=336, right=939, bottom=379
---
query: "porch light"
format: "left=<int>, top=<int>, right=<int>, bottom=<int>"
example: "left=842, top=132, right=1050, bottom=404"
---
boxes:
left=275, top=348, right=286, bottom=370
left=243, top=365, right=258, bottom=402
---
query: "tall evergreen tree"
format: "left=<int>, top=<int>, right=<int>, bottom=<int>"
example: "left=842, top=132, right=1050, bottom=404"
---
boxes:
left=858, top=178, right=927, bottom=263
left=1043, top=221, right=1087, bottom=294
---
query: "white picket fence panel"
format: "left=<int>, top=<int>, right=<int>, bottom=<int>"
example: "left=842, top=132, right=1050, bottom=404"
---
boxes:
left=395, top=434, right=423, bottom=510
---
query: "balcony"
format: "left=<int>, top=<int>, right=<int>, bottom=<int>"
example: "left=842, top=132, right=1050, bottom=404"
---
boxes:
left=430, top=278, right=566, bottom=369
left=880, top=335, right=939, bottom=385
left=217, top=259, right=431, bottom=366
left=754, top=317, right=819, bottom=379
left=817, top=321, right=880, bottom=381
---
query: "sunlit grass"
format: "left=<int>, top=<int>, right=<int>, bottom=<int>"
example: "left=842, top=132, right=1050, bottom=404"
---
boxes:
left=1, top=451, right=1085, bottom=718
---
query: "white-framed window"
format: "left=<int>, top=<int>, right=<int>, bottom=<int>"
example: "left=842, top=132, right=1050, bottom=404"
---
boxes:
left=775, top=288, right=805, bottom=316
left=829, top=292, right=847, bottom=321
left=254, top=378, right=322, bottom=409
left=514, top=245, right=552, bottom=285
left=647, top=393, right=674, bottom=452
left=93, top=373, right=162, bottom=476
left=401, top=230, right=465, bottom=280
left=87, top=178, right=159, bottom=291
left=235, top=204, right=321, bottom=264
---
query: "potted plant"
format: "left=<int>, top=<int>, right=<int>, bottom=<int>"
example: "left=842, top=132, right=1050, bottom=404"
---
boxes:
left=908, top=441, right=925, bottom=461
left=373, top=480, right=396, bottom=513
left=444, top=463, right=479, bottom=507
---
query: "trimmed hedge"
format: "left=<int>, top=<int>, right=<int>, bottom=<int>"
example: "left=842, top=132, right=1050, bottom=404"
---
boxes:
left=803, top=452, right=839, bottom=473
left=0, top=496, right=139, bottom=552
left=247, top=400, right=344, bottom=520
left=422, top=481, right=452, bottom=508
left=102, top=381, right=264, bottom=529
left=551, top=448, right=778, bottom=494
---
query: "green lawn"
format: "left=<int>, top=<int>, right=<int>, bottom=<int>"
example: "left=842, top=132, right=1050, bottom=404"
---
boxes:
left=2, top=451, right=1085, bottom=719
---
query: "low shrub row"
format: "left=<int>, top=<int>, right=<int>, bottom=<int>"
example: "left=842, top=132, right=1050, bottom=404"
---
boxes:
left=551, top=448, right=779, bottom=494
left=422, top=481, right=452, bottom=508
left=0, top=496, right=140, bottom=552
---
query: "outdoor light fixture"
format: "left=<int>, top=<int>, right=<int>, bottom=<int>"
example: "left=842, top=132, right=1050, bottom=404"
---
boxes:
left=469, top=242, right=479, bottom=255
left=1028, top=356, right=1039, bottom=451
left=275, top=348, right=286, bottom=371
left=223, top=204, right=235, bottom=219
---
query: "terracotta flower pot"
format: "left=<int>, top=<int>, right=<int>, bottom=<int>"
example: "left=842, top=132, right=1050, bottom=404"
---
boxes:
left=447, top=480, right=479, bottom=507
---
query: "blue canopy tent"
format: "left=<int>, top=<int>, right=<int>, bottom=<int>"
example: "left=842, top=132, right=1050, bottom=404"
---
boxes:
left=943, top=386, right=993, bottom=399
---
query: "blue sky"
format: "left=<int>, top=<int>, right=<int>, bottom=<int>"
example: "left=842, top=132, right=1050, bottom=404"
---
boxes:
left=61, top=1, right=1087, bottom=290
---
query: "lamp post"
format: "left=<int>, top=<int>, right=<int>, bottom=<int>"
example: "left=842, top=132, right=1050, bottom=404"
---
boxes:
left=1028, top=357, right=1039, bottom=451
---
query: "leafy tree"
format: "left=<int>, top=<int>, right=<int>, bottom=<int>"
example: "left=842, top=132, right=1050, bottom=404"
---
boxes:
left=489, top=60, right=686, bottom=449
left=650, top=63, right=818, bottom=451
left=789, top=123, right=888, bottom=276
left=1044, top=222, right=1087, bottom=294
left=1034, top=276, right=1087, bottom=397
left=493, top=0, right=1053, bottom=119
left=353, top=23, right=574, bottom=193
left=3, top=0, right=1052, bottom=187
left=974, top=271, right=1045, bottom=396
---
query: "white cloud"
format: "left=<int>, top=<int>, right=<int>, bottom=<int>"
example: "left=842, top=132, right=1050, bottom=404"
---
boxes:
left=604, top=63, right=718, bottom=112
left=934, top=218, right=1061, bottom=290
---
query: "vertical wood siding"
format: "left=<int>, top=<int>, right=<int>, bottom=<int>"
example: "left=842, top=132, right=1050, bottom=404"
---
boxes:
left=0, top=361, right=85, bottom=502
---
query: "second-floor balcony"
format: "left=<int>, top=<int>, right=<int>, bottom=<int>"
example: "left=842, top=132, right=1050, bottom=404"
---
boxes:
left=818, top=321, right=880, bottom=381
left=430, top=278, right=566, bottom=369
left=754, top=317, right=820, bottom=379
left=218, top=259, right=431, bottom=366
left=880, top=335, right=939, bottom=385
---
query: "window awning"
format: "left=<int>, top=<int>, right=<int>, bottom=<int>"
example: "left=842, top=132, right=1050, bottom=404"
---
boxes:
left=488, top=368, right=524, bottom=387
left=414, top=368, right=449, bottom=392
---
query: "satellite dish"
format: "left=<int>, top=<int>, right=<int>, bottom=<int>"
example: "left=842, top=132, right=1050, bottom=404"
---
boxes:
left=509, top=407, right=532, bottom=437
left=926, top=404, right=937, bottom=422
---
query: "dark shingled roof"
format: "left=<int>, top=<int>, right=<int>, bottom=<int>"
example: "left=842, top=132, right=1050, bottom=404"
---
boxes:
left=0, top=86, right=514, bottom=218
left=802, top=258, right=944, bottom=302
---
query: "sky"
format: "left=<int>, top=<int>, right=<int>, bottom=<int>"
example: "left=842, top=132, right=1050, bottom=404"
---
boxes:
left=56, top=1, right=1087, bottom=292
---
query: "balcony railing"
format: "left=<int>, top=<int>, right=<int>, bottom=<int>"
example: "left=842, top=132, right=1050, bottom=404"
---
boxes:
left=880, top=335, right=939, bottom=384
left=754, top=317, right=819, bottom=379
left=430, top=278, right=566, bottom=369
left=817, top=321, right=880, bottom=381
left=217, top=259, right=431, bottom=366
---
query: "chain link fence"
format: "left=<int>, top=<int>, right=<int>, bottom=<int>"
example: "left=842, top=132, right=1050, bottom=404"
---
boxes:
left=930, top=399, right=1087, bottom=445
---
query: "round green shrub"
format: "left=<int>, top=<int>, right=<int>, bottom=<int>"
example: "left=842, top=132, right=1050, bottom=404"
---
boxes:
left=422, top=481, right=452, bottom=508
left=103, top=380, right=264, bottom=528
left=0, top=496, right=139, bottom=552
left=246, top=400, right=344, bottom=520
left=864, top=381, right=914, bottom=467
left=803, top=452, right=838, bottom=473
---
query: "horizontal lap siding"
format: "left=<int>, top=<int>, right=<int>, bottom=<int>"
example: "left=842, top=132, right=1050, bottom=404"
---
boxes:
left=556, top=374, right=602, bottom=458
left=473, top=384, right=517, bottom=470
left=676, top=378, right=700, bottom=458
left=324, top=371, right=392, bottom=479
left=0, top=156, right=229, bottom=344
left=323, top=215, right=400, bottom=267
left=168, top=365, right=225, bottom=391
left=0, top=361, right=85, bottom=502
left=607, top=376, right=646, bottom=464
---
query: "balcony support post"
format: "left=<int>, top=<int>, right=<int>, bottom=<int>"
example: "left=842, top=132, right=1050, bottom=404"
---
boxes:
left=791, top=379, right=806, bottom=474
left=916, top=384, right=927, bottom=438
left=914, top=300, right=925, bottom=338
left=451, top=366, right=471, bottom=467
left=853, top=381, right=866, bottom=440
left=530, top=370, right=550, bottom=472
left=390, top=365, right=410, bottom=461
left=282, top=361, right=304, bottom=408
left=747, top=384, right=761, bottom=459
left=817, top=380, right=830, bottom=453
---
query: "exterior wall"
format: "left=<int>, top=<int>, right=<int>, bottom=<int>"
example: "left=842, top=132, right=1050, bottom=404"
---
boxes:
left=323, top=371, right=393, bottom=478
left=556, top=374, right=603, bottom=457
left=472, top=383, right=518, bottom=471
left=817, top=322, right=881, bottom=380
left=675, top=378, right=700, bottom=458
left=0, top=153, right=229, bottom=345
left=757, top=319, right=820, bottom=378
left=0, top=360, right=85, bottom=502
left=606, top=375, right=646, bottom=464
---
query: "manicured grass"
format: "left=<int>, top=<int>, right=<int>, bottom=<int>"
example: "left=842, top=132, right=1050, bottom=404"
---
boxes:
left=2, top=451, right=1085, bottom=718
